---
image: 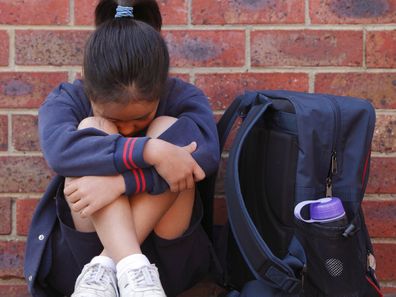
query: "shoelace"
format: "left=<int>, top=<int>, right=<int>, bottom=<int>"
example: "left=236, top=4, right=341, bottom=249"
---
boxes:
left=128, top=265, right=160, bottom=289
left=84, top=264, right=112, bottom=286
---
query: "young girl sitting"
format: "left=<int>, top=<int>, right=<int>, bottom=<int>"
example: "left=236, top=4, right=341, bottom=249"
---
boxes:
left=24, top=1, right=220, bottom=296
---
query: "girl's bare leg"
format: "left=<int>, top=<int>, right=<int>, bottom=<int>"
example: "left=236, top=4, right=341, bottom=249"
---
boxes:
left=66, top=116, right=195, bottom=262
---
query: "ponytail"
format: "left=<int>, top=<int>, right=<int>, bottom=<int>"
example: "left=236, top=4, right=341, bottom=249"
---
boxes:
left=95, top=0, right=162, bottom=31
left=83, top=0, right=169, bottom=105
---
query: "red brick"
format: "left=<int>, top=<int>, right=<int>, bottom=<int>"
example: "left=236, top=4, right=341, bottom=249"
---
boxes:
left=0, top=72, right=68, bottom=109
left=16, top=30, right=91, bottom=66
left=373, top=115, right=396, bottom=154
left=214, top=113, right=242, bottom=152
left=0, top=285, right=30, bottom=297
left=251, top=30, right=363, bottom=67
left=164, top=30, right=245, bottom=67
left=383, top=287, right=396, bottom=295
left=0, top=198, right=12, bottom=235
left=160, top=0, right=188, bottom=25
left=12, top=115, right=40, bottom=152
left=0, top=115, right=7, bottom=151
left=0, top=0, right=69, bottom=25
left=195, top=73, right=309, bottom=111
left=75, top=0, right=98, bottom=26
left=192, top=0, right=304, bottom=25
left=366, top=158, right=396, bottom=194
left=315, top=73, right=396, bottom=109
left=16, top=199, right=39, bottom=236
left=362, top=200, right=396, bottom=238
left=310, top=0, right=396, bottom=24
left=367, top=31, right=396, bottom=68
left=0, top=157, right=53, bottom=193
left=373, top=243, right=396, bottom=281
left=215, top=156, right=228, bottom=195
left=0, top=31, right=9, bottom=66
left=170, top=73, right=190, bottom=82
left=75, top=0, right=187, bottom=26
left=78, top=72, right=189, bottom=82
left=0, top=241, right=25, bottom=278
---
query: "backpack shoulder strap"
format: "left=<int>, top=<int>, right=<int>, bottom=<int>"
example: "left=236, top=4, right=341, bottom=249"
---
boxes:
left=225, top=92, right=302, bottom=295
left=200, top=91, right=259, bottom=238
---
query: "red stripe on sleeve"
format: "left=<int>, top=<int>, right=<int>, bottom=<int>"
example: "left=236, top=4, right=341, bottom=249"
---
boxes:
left=132, top=169, right=140, bottom=194
left=138, top=168, right=146, bottom=192
left=123, top=138, right=132, bottom=170
left=128, top=138, right=138, bottom=169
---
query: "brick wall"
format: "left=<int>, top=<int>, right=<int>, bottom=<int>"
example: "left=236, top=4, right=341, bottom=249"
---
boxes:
left=0, top=0, right=395, bottom=296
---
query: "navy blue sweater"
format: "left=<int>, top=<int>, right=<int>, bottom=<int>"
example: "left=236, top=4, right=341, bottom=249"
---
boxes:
left=39, top=77, right=220, bottom=195
left=25, top=77, right=220, bottom=296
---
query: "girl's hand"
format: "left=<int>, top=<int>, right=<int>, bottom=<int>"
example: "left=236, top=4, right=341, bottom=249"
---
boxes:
left=144, top=139, right=206, bottom=192
left=64, top=175, right=125, bottom=218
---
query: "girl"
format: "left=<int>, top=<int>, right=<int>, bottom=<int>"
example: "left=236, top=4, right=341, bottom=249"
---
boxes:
left=24, top=1, right=220, bottom=297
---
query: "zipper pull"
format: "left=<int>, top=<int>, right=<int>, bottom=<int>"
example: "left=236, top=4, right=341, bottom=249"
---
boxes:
left=331, top=151, right=338, bottom=175
left=326, top=177, right=332, bottom=197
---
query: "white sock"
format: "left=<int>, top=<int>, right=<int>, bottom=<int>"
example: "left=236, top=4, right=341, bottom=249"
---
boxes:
left=90, top=256, right=116, bottom=272
left=116, top=254, right=150, bottom=277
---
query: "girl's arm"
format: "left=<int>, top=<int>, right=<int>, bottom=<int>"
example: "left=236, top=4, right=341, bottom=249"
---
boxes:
left=154, top=78, right=221, bottom=177
left=39, top=81, right=163, bottom=196
left=40, top=79, right=220, bottom=195
left=39, top=81, right=150, bottom=177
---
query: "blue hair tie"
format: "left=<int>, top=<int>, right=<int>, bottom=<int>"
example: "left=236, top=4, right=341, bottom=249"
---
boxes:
left=115, top=5, right=134, bottom=18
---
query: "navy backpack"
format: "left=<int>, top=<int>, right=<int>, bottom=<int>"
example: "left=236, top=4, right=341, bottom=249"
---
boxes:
left=200, top=90, right=383, bottom=297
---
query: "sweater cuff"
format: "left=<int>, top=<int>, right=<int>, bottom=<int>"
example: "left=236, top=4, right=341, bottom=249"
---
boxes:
left=122, top=169, right=154, bottom=197
left=114, top=137, right=151, bottom=173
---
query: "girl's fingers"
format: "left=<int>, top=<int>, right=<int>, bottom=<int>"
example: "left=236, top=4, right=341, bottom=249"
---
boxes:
left=70, top=199, right=88, bottom=213
left=186, top=175, right=195, bottom=190
left=64, top=190, right=81, bottom=204
left=178, top=179, right=187, bottom=192
left=170, top=182, right=179, bottom=193
left=64, top=182, right=78, bottom=197
left=193, top=165, right=206, bottom=182
left=81, top=205, right=95, bottom=218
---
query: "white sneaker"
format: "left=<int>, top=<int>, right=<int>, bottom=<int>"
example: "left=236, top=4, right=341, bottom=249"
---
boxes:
left=72, top=262, right=119, bottom=297
left=117, top=264, right=166, bottom=297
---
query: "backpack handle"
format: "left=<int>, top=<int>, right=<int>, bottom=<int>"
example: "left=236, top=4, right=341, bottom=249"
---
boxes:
left=225, top=92, right=302, bottom=295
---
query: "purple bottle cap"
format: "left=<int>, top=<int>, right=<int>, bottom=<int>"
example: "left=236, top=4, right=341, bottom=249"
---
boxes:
left=310, top=197, right=345, bottom=222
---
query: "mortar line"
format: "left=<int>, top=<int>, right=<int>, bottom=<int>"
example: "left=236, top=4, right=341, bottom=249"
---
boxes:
left=305, top=0, right=311, bottom=26
left=7, top=113, right=12, bottom=154
left=0, top=151, right=43, bottom=156
left=308, top=72, right=315, bottom=92
left=69, top=0, right=75, bottom=25
left=246, top=28, right=251, bottom=71
left=363, top=28, right=367, bottom=69
left=1, top=24, right=395, bottom=30
left=8, top=29, right=15, bottom=69
left=11, top=197, right=17, bottom=237
left=187, top=0, right=192, bottom=27
left=0, top=110, right=39, bottom=115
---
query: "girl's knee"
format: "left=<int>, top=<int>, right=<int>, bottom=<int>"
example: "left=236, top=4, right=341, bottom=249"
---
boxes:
left=146, top=116, right=177, bottom=138
left=78, top=117, right=118, bottom=134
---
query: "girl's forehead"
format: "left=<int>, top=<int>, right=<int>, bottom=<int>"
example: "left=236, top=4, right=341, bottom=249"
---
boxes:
left=92, top=100, right=159, bottom=121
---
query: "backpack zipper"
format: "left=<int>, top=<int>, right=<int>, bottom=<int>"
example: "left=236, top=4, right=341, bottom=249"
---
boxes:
left=326, top=96, right=340, bottom=196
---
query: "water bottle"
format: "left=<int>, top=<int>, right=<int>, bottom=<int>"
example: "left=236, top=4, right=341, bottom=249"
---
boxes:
left=294, top=197, right=348, bottom=227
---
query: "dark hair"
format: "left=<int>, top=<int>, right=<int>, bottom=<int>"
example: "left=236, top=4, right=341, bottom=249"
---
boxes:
left=83, top=0, right=169, bottom=104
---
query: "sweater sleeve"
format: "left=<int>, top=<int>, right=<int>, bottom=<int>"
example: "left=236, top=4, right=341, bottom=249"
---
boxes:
left=39, top=81, right=150, bottom=178
left=156, top=79, right=220, bottom=177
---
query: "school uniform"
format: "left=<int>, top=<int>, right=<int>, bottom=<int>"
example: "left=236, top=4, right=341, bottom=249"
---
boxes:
left=24, top=77, right=220, bottom=297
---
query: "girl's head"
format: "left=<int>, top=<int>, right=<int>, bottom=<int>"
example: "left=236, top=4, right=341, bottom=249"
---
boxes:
left=83, top=0, right=169, bottom=136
